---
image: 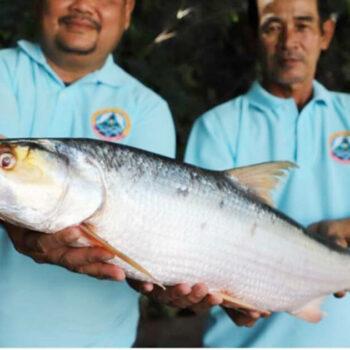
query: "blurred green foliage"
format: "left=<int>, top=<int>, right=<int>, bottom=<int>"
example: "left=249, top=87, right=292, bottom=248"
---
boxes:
left=1, top=0, right=350, bottom=156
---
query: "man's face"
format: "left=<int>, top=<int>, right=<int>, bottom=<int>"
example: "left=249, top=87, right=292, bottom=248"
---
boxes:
left=257, top=0, right=332, bottom=86
left=40, top=0, right=134, bottom=57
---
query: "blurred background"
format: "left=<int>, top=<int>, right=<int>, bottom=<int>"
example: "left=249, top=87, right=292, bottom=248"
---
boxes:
left=1, top=0, right=350, bottom=346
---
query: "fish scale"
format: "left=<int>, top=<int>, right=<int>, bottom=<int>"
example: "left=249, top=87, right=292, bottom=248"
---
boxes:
left=1, top=138, right=350, bottom=321
left=95, top=165, right=342, bottom=312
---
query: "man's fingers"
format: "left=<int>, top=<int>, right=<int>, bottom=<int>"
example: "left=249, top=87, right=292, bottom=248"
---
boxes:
left=147, top=283, right=220, bottom=310
left=237, top=316, right=258, bottom=327
left=50, top=246, right=114, bottom=267
left=186, top=283, right=209, bottom=304
left=147, top=283, right=191, bottom=306
left=149, top=286, right=173, bottom=304
left=15, top=228, right=81, bottom=255
left=35, top=227, right=82, bottom=253
left=141, top=282, right=154, bottom=293
left=335, top=238, right=348, bottom=249
left=127, top=279, right=154, bottom=293
left=132, top=282, right=223, bottom=312
left=334, top=291, right=346, bottom=298
left=166, top=283, right=190, bottom=299
left=35, top=244, right=126, bottom=281
left=4, top=223, right=128, bottom=282
left=4, top=224, right=83, bottom=255
left=77, top=262, right=126, bottom=281
left=224, top=307, right=259, bottom=327
left=167, top=284, right=209, bottom=309
left=310, top=219, right=350, bottom=248
left=167, top=284, right=193, bottom=307
left=171, top=283, right=210, bottom=309
left=54, top=227, right=82, bottom=245
left=191, top=294, right=223, bottom=313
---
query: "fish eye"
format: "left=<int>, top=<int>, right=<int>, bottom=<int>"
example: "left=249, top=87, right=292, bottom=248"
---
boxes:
left=0, top=153, right=16, bottom=170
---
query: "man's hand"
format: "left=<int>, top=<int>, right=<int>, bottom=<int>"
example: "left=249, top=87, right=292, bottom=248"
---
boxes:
left=128, top=280, right=223, bottom=310
left=224, top=308, right=269, bottom=327
left=128, top=280, right=269, bottom=326
left=309, top=218, right=350, bottom=298
left=5, top=223, right=126, bottom=281
left=309, top=218, right=350, bottom=249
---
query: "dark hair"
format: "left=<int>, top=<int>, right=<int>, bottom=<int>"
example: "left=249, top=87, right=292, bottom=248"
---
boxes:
left=248, top=0, right=333, bottom=33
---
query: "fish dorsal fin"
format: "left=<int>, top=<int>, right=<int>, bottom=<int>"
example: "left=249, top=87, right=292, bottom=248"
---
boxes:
left=224, top=161, right=297, bottom=207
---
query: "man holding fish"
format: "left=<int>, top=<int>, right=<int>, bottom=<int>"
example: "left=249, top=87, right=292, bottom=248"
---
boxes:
left=0, top=0, right=180, bottom=346
left=1, top=0, right=350, bottom=347
left=183, top=0, right=350, bottom=347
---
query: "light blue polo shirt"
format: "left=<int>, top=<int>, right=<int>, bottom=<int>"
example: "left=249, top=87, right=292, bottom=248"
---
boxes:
left=185, top=81, right=350, bottom=347
left=0, top=40, right=175, bottom=347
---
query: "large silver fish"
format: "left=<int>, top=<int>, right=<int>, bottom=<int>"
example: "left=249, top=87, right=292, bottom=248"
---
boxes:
left=0, top=138, right=348, bottom=322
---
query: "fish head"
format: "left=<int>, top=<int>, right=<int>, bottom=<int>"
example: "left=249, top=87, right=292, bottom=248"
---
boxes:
left=0, top=139, right=104, bottom=233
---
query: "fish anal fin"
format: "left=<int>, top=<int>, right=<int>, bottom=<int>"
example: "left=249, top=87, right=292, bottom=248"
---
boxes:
left=79, top=224, right=165, bottom=290
left=291, top=297, right=327, bottom=323
left=224, top=161, right=297, bottom=207
left=215, top=292, right=270, bottom=317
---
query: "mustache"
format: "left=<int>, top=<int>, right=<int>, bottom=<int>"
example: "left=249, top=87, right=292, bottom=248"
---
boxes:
left=59, top=14, right=102, bottom=31
left=277, top=51, right=305, bottom=62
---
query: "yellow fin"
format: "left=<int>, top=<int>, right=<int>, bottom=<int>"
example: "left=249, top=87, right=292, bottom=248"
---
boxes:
left=79, top=224, right=165, bottom=290
left=215, top=292, right=270, bottom=317
left=224, top=161, right=297, bottom=207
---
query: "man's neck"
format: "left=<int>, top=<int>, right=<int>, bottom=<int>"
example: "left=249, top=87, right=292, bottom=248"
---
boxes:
left=262, top=79, right=314, bottom=111
left=43, top=49, right=107, bottom=84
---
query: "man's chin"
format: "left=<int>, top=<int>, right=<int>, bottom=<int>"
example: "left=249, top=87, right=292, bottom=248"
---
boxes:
left=275, top=74, right=307, bottom=86
left=56, top=39, right=97, bottom=55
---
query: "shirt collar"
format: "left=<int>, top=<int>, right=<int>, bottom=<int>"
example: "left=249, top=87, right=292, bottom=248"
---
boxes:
left=246, top=80, right=331, bottom=111
left=91, top=55, right=131, bottom=88
left=18, top=40, right=47, bottom=66
left=312, top=80, right=332, bottom=105
left=18, top=39, right=127, bottom=88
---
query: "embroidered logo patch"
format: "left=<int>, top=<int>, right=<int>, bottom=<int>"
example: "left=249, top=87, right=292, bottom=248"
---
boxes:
left=92, top=108, right=131, bottom=141
left=330, top=131, right=350, bottom=164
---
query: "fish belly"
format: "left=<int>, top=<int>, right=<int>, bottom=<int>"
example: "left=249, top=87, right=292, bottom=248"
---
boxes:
left=88, top=169, right=350, bottom=313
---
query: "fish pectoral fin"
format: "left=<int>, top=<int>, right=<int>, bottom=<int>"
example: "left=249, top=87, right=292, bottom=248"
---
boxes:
left=215, top=292, right=270, bottom=317
left=290, top=297, right=327, bottom=323
left=79, top=224, right=165, bottom=290
left=223, top=161, right=298, bottom=207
